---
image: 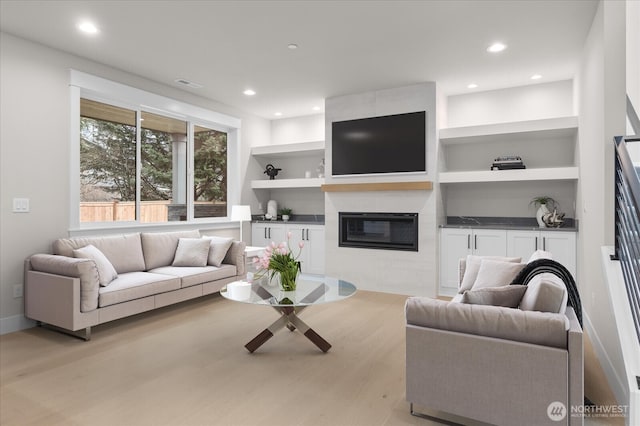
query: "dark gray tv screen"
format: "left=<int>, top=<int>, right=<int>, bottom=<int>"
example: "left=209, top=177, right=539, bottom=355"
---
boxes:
left=331, top=111, right=426, bottom=176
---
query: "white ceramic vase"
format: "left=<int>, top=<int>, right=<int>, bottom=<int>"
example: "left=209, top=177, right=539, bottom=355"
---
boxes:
left=536, top=203, right=550, bottom=228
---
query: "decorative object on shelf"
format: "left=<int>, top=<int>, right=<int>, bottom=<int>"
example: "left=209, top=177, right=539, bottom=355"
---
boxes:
left=252, top=232, right=303, bottom=291
left=230, top=205, right=252, bottom=242
left=278, top=207, right=292, bottom=222
left=317, top=158, right=325, bottom=178
left=530, top=196, right=557, bottom=228
left=305, top=170, right=311, bottom=178
left=542, top=209, right=566, bottom=228
left=264, top=163, right=282, bottom=180
left=491, top=155, right=526, bottom=170
left=266, top=200, right=278, bottom=220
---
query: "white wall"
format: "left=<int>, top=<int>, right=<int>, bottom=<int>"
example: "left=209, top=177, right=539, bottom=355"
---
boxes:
left=270, top=114, right=324, bottom=145
left=324, top=83, right=438, bottom=296
left=447, top=80, right=574, bottom=128
left=0, top=33, right=270, bottom=333
left=576, top=0, right=628, bottom=406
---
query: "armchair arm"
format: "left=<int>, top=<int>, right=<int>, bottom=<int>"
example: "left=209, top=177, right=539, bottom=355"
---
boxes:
left=405, top=297, right=568, bottom=348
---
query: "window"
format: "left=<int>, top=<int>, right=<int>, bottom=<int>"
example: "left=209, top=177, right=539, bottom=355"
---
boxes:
left=72, top=71, right=239, bottom=227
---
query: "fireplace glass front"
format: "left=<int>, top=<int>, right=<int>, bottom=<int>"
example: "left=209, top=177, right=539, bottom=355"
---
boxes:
left=339, top=212, right=418, bottom=251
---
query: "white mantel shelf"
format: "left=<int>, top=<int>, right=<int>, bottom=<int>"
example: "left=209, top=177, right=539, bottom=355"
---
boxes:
left=250, top=141, right=325, bottom=158
left=251, top=178, right=324, bottom=189
left=439, top=167, right=579, bottom=184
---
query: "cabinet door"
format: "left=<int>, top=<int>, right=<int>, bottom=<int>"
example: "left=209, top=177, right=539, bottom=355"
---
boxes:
left=472, top=229, right=507, bottom=256
left=251, top=223, right=269, bottom=248
left=251, top=223, right=286, bottom=248
left=540, top=231, right=577, bottom=278
left=305, top=226, right=325, bottom=275
left=440, top=228, right=472, bottom=294
left=285, top=225, right=325, bottom=275
left=507, top=230, right=539, bottom=262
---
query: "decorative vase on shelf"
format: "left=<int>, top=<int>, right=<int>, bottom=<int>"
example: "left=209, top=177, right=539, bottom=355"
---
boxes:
left=536, top=203, right=550, bottom=228
left=282, top=215, right=290, bottom=222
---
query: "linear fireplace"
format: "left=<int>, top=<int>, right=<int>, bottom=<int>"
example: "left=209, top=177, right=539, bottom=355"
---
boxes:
left=339, top=212, right=418, bottom=251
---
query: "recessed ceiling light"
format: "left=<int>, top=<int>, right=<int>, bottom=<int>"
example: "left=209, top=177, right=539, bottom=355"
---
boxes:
left=487, top=42, right=507, bottom=53
left=531, top=74, right=543, bottom=80
left=287, top=43, right=299, bottom=50
left=312, top=106, right=321, bottom=111
left=78, top=21, right=98, bottom=34
left=274, top=112, right=283, bottom=117
left=243, top=89, right=256, bottom=96
left=467, top=83, right=478, bottom=89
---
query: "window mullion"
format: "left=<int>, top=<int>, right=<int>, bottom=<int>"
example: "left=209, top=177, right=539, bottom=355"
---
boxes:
left=136, top=109, right=142, bottom=222
left=187, top=122, right=195, bottom=221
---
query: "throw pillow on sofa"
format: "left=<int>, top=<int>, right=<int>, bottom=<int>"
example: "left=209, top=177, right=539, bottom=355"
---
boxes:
left=471, top=259, right=526, bottom=291
left=202, top=236, right=234, bottom=267
left=172, top=238, right=211, bottom=267
left=461, top=285, right=528, bottom=308
left=519, top=273, right=568, bottom=314
left=73, top=244, right=118, bottom=286
left=459, top=255, right=521, bottom=293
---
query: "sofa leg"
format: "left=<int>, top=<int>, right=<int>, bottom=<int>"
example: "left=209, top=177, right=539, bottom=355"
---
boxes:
left=409, top=403, right=462, bottom=426
left=38, top=323, right=92, bottom=341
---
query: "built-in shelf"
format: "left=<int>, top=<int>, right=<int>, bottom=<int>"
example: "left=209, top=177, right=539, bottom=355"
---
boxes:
left=439, top=116, right=578, bottom=145
left=251, top=178, right=324, bottom=189
left=439, top=167, right=579, bottom=184
left=321, top=181, right=433, bottom=192
left=250, top=141, right=325, bottom=158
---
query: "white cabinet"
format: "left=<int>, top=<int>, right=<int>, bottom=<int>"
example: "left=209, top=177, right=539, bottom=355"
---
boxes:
left=439, top=228, right=507, bottom=295
left=251, top=222, right=325, bottom=275
left=251, top=223, right=286, bottom=249
left=506, top=230, right=577, bottom=278
left=286, top=224, right=325, bottom=275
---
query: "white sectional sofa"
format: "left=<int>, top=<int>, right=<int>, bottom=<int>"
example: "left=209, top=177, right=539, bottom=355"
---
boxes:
left=24, top=230, right=246, bottom=340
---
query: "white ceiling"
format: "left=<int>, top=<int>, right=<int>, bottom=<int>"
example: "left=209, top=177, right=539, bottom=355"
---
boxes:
left=0, top=0, right=598, bottom=119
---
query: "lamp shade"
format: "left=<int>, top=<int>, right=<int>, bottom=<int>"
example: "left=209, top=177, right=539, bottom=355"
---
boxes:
left=230, top=205, right=252, bottom=222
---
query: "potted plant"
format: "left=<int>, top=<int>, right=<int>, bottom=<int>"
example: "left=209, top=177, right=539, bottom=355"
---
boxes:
left=252, top=232, right=304, bottom=291
left=530, top=196, right=557, bottom=228
left=278, top=207, right=292, bottom=222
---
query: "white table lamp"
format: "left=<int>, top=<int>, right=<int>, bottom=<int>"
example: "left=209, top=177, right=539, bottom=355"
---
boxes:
left=231, top=205, right=252, bottom=243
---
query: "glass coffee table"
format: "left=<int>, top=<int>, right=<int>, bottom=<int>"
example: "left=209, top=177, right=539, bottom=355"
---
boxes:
left=221, top=274, right=357, bottom=353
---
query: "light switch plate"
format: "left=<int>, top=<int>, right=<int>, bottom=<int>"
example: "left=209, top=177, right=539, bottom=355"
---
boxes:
left=12, top=198, right=29, bottom=213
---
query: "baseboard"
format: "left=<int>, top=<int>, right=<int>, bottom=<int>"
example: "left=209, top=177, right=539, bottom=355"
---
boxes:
left=0, top=314, right=36, bottom=335
left=583, top=312, right=627, bottom=405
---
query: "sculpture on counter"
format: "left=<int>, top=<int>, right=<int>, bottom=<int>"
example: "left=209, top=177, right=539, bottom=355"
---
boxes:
left=543, top=209, right=566, bottom=228
left=264, top=164, right=282, bottom=180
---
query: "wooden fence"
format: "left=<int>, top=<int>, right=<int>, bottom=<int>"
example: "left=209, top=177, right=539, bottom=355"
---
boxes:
left=80, top=201, right=226, bottom=223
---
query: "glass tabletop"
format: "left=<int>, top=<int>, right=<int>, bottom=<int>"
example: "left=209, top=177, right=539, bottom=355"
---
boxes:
left=220, top=274, right=357, bottom=307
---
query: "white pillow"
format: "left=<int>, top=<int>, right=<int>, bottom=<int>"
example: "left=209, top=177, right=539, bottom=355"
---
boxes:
left=520, top=273, right=568, bottom=314
left=202, top=236, right=234, bottom=267
left=527, top=249, right=553, bottom=263
left=172, top=238, right=211, bottom=267
left=459, top=255, right=522, bottom=293
left=471, top=259, right=526, bottom=291
left=73, top=244, right=118, bottom=286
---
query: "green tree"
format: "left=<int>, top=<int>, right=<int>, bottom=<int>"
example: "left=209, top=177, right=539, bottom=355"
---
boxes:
left=80, top=118, right=136, bottom=201
left=194, top=129, right=227, bottom=202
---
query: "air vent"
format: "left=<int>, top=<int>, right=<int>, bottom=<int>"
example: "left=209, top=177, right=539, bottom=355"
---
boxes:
left=174, top=78, right=203, bottom=89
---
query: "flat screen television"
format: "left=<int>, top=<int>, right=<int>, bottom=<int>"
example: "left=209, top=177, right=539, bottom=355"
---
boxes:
left=331, top=111, right=426, bottom=176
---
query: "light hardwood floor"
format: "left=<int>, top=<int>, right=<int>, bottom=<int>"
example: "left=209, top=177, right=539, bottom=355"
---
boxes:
left=0, top=290, right=621, bottom=426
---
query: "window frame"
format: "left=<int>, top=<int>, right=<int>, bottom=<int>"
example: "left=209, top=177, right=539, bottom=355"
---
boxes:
left=70, top=70, right=241, bottom=232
